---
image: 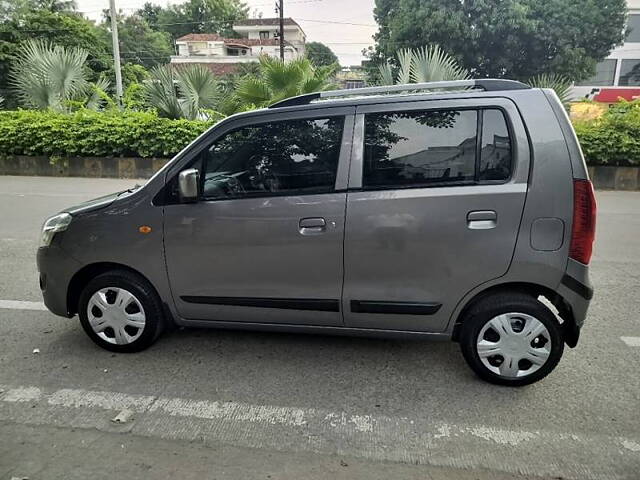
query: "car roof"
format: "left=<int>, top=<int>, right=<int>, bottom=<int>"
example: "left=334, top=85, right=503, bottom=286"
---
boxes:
left=224, top=79, right=538, bottom=122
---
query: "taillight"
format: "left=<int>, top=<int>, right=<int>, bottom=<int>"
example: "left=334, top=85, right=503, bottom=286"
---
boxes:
left=569, top=179, right=597, bottom=264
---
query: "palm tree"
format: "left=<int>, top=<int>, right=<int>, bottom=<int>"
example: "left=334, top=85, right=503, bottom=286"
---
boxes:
left=378, top=45, right=469, bottom=85
left=233, top=56, right=337, bottom=109
left=527, top=73, right=572, bottom=107
left=11, top=39, right=87, bottom=110
left=10, top=39, right=111, bottom=111
left=144, top=64, right=223, bottom=120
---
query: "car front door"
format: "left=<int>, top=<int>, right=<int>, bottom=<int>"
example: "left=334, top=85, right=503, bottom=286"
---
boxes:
left=343, top=98, right=531, bottom=332
left=163, top=107, right=355, bottom=326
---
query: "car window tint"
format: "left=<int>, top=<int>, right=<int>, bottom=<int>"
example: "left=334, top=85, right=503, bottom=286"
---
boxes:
left=202, top=117, right=344, bottom=200
left=363, top=110, right=478, bottom=189
left=479, top=109, right=512, bottom=182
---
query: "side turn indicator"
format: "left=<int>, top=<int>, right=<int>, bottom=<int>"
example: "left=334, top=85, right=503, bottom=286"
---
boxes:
left=138, top=225, right=152, bottom=234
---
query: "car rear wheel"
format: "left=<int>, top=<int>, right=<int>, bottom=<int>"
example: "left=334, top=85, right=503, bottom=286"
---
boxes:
left=78, top=270, right=164, bottom=353
left=459, top=292, right=564, bottom=386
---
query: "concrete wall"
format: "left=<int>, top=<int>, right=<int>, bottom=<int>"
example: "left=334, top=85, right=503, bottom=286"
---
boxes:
left=588, top=166, right=640, bottom=191
left=0, top=156, right=169, bottom=179
left=1, top=156, right=639, bottom=190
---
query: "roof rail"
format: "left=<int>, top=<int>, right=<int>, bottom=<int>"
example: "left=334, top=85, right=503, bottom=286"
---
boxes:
left=269, top=79, right=530, bottom=109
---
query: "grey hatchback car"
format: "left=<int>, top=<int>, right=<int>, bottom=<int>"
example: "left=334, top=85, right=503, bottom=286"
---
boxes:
left=37, top=79, right=596, bottom=386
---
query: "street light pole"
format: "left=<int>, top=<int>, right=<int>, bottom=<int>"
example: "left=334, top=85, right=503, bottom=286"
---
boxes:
left=108, top=0, right=124, bottom=106
left=278, top=0, right=284, bottom=61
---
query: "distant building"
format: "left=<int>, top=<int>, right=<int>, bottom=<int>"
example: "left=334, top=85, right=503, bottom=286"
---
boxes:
left=336, top=65, right=366, bottom=89
left=171, top=18, right=306, bottom=76
left=571, top=0, right=640, bottom=102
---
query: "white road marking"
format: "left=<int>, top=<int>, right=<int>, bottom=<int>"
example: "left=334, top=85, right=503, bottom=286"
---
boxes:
left=469, top=425, right=538, bottom=446
left=0, top=192, right=98, bottom=198
left=0, top=300, right=47, bottom=311
left=620, top=336, right=640, bottom=347
left=622, top=440, right=640, bottom=452
left=0, top=383, right=638, bottom=480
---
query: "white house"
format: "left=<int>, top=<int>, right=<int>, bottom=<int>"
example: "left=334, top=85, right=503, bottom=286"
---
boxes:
left=571, top=0, right=640, bottom=101
left=171, top=18, right=306, bottom=75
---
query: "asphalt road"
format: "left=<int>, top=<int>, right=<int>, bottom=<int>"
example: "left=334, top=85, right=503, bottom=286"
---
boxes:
left=0, top=176, right=639, bottom=480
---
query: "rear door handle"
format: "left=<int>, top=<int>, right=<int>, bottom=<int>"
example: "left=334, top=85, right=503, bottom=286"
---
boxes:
left=299, top=217, right=326, bottom=235
left=467, top=210, right=497, bottom=229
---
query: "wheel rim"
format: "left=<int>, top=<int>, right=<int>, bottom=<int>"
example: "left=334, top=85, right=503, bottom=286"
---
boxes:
left=476, top=312, right=552, bottom=378
left=87, top=287, right=146, bottom=345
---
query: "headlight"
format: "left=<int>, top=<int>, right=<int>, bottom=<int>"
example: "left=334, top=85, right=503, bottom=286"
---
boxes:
left=40, top=213, right=72, bottom=247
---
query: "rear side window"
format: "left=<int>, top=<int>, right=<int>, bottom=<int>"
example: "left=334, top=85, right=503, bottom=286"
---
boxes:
left=202, top=116, right=344, bottom=200
left=479, top=109, right=512, bottom=182
left=363, top=108, right=512, bottom=189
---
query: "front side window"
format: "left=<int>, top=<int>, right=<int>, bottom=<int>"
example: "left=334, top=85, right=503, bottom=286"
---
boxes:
left=363, top=108, right=511, bottom=189
left=619, top=59, right=640, bottom=86
left=202, top=117, right=345, bottom=200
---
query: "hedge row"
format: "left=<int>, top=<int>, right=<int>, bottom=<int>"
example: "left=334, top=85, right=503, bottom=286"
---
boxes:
left=573, top=100, right=640, bottom=167
left=0, top=109, right=214, bottom=159
left=0, top=103, right=639, bottom=166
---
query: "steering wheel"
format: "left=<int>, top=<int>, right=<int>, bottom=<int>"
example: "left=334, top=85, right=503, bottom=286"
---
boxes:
left=204, top=173, right=245, bottom=198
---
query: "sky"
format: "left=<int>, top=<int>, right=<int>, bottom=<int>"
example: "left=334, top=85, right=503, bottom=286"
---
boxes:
left=75, top=0, right=378, bottom=66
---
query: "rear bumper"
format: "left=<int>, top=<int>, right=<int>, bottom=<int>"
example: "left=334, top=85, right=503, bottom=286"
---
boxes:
left=558, top=258, right=593, bottom=328
left=37, top=245, right=81, bottom=317
left=561, top=273, right=593, bottom=302
left=556, top=259, right=593, bottom=347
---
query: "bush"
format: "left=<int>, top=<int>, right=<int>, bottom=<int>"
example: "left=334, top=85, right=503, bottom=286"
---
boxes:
left=573, top=100, right=640, bottom=166
left=0, top=109, right=215, bottom=158
left=1, top=103, right=638, bottom=167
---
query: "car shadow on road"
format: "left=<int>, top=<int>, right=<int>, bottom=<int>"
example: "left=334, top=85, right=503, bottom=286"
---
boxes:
left=37, top=321, right=539, bottom=417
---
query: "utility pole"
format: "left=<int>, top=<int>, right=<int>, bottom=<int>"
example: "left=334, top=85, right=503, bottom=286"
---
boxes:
left=277, top=0, right=284, bottom=61
left=108, top=0, right=124, bottom=106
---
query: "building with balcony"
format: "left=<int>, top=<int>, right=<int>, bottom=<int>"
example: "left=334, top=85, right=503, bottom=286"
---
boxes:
left=171, top=18, right=306, bottom=75
left=572, top=0, right=640, bottom=102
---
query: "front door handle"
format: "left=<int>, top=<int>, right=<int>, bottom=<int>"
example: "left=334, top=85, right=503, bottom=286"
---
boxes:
left=299, top=217, right=326, bottom=235
left=467, top=210, right=497, bottom=230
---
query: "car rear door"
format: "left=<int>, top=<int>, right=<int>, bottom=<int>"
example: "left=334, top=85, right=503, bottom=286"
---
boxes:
left=163, top=106, right=355, bottom=326
left=342, top=97, right=531, bottom=332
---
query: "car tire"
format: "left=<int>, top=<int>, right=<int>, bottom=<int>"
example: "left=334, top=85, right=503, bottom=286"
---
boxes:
left=459, top=292, right=564, bottom=386
left=78, top=270, right=165, bottom=353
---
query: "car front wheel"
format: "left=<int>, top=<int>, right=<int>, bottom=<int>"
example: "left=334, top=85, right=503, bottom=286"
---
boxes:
left=78, top=270, right=165, bottom=353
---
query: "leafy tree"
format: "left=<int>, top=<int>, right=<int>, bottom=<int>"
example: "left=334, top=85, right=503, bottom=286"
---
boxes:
left=102, top=14, right=173, bottom=69
left=1, top=0, right=76, bottom=19
left=372, top=0, right=627, bottom=82
left=102, top=63, right=150, bottom=106
left=305, top=41, right=339, bottom=68
left=31, top=0, right=77, bottom=13
left=137, top=0, right=249, bottom=40
left=120, top=63, right=150, bottom=88
left=136, top=2, right=162, bottom=30
left=0, top=9, right=110, bottom=105
left=0, top=0, right=32, bottom=21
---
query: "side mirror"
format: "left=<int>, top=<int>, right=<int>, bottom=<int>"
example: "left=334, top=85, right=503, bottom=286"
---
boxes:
left=178, top=168, right=200, bottom=202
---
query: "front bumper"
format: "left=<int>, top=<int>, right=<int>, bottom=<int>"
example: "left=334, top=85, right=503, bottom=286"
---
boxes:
left=37, top=245, right=82, bottom=317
